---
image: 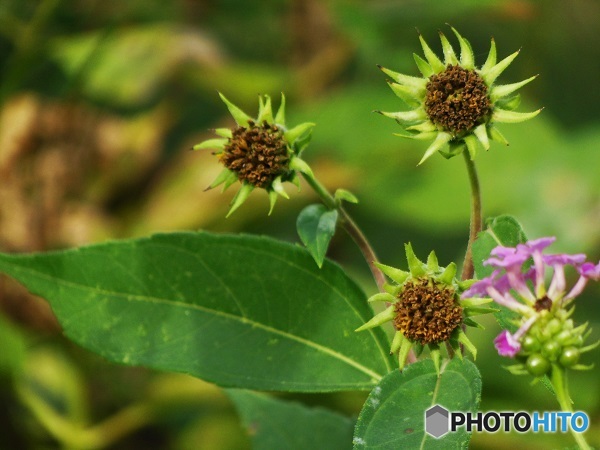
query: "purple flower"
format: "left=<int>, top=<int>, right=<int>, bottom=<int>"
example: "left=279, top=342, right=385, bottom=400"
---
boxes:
left=494, top=330, right=521, bottom=357
left=579, top=261, right=600, bottom=280
left=463, top=237, right=599, bottom=359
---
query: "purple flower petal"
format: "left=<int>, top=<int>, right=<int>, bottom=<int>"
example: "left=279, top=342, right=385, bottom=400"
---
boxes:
left=494, top=330, right=521, bottom=357
left=579, top=262, right=600, bottom=280
left=522, top=236, right=556, bottom=252
left=543, top=253, right=587, bottom=267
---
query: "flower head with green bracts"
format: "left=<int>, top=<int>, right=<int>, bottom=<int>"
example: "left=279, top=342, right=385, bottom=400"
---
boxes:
left=377, top=26, right=541, bottom=165
left=356, top=243, right=496, bottom=373
left=194, top=93, right=315, bottom=216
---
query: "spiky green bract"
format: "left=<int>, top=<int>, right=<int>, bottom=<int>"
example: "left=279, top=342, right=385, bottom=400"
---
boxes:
left=194, top=93, right=316, bottom=216
left=378, top=26, right=541, bottom=164
left=357, top=243, right=494, bottom=373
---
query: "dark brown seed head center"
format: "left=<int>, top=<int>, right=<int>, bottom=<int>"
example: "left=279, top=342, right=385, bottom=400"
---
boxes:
left=221, top=121, right=290, bottom=188
left=425, top=65, right=491, bottom=135
left=393, top=278, right=463, bottom=345
left=534, top=296, right=553, bottom=312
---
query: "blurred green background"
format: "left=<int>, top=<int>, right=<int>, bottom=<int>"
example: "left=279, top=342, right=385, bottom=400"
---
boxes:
left=0, top=0, right=598, bottom=448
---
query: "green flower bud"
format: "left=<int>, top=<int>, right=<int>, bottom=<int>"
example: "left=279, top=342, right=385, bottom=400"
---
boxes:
left=559, top=347, right=581, bottom=367
left=541, top=341, right=561, bottom=361
left=526, top=354, right=551, bottom=377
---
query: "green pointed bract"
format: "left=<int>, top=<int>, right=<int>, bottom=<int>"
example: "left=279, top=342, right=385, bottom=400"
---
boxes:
left=284, top=122, right=315, bottom=144
left=465, top=306, right=499, bottom=316
left=206, top=168, right=236, bottom=191
left=268, top=190, right=278, bottom=215
left=379, top=65, right=427, bottom=90
left=481, top=49, right=520, bottom=86
left=459, top=297, right=493, bottom=308
left=481, top=38, right=497, bottom=73
left=418, top=132, right=452, bottom=165
left=398, top=337, right=413, bottom=370
left=193, top=138, right=228, bottom=151
left=451, top=27, right=474, bottom=69
left=218, top=92, right=252, bottom=126
left=378, top=109, right=426, bottom=123
left=355, top=305, right=395, bottom=332
left=387, top=81, right=422, bottom=107
left=488, top=125, right=509, bottom=145
left=439, top=262, right=457, bottom=285
left=274, top=93, right=286, bottom=126
left=271, top=176, right=289, bottom=199
left=383, top=283, right=402, bottom=296
left=257, top=94, right=273, bottom=123
left=221, top=170, right=239, bottom=192
left=426, top=251, right=439, bottom=271
left=413, top=53, right=434, bottom=78
left=492, top=108, right=542, bottom=124
left=464, top=134, right=480, bottom=160
left=226, top=183, right=254, bottom=217
left=406, top=121, right=437, bottom=133
left=490, top=75, right=538, bottom=101
left=375, top=262, right=410, bottom=284
left=457, top=330, right=477, bottom=359
left=367, top=292, right=396, bottom=304
left=418, top=34, right=445, bottom=73
left=289, top=157, right=313, bottom=177
left=473, top=124, right=490, bottom=150
left=395, top=131, right=437, bottom=141
left=464, top=317, right=485, bottom=329
left=439, top=32, right=458, bottom=66
left=390, top=331, right=404, bottom=354
left=214, top=128, right=232, bottom=138
left=404, top=243, right=426, bottom=277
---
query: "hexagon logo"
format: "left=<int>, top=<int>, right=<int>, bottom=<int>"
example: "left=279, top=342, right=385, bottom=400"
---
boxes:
left=425, top=404, right=449, bottom=438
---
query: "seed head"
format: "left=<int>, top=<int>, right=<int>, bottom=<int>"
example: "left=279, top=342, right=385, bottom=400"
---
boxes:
left=221, top=121, right=290, bottom=188
left=377, top=26, right=541, bottom=164
left=356, top=243, right=494, bottom=373
left=193, top=93, right=315, bottom=216
left=425, top=65, right=491, bottom=135
left=394, top=279, right=463, bottom=345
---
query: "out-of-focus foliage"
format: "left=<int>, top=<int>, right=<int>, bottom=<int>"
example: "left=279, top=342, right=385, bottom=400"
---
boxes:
left=0, top=0, right=598, bottom=448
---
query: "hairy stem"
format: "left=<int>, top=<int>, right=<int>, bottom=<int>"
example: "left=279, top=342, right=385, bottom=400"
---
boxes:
left=461, top=152, right=482, bottom=280
left=551, top=366, right=592, bottom=450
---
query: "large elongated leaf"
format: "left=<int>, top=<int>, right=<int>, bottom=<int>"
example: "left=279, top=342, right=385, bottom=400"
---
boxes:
left=353, top=359, right=481, bottom=449
left=0, top=232, right=393, bottom=391
left=227, top=390, right=353, bottom=450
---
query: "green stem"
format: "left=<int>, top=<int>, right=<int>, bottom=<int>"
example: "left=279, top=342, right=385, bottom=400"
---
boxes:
left=551, top=366, right=592, bottom=450
left=461, top=152, right=482, bottom=281
left=301, top=173, right=387, bottom=292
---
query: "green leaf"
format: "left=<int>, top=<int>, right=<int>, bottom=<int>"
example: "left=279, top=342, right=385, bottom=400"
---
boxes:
left=297, top=204, right=339, bottom=268
left=472, top=215, right=527, bottom=331
left=0, top=232, right=393, bottom=392
left=472, top=215, right=528, bottom=280
left=227, top=389, right=353, bottom=450
left=353, top=359, right=481, bottom=449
